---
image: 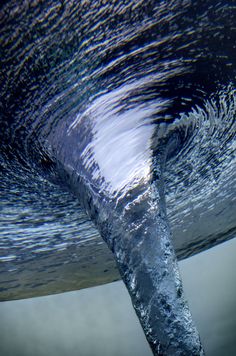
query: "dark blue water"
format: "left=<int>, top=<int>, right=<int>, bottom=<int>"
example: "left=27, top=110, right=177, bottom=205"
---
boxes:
left=1, top=1, right=236, bottom=354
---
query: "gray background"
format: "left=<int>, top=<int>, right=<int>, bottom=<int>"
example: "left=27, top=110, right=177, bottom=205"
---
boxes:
left=0, top=238, right=235, bottom=356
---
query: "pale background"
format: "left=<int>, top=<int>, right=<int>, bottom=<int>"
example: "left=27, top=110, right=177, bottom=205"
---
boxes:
left=0, top=238, right=235, bottom=356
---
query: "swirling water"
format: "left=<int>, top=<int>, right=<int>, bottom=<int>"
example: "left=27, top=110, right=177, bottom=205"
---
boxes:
left=1, top=1, right=236, bottom=355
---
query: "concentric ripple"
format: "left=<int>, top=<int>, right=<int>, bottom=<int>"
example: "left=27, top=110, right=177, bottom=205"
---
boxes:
left=1, top=1, right=236, bottom=355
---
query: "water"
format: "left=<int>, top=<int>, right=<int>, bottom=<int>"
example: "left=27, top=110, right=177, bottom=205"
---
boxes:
left=1, top=1, right=236, bottom=354
left=0, top=238, right=235, bottom=356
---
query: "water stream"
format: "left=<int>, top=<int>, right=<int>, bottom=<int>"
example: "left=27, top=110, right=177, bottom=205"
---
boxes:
left=1, top=1, right=236, bottom=355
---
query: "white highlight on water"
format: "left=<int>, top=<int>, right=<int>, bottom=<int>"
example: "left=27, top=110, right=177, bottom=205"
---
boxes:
left=68, top=80, right=170, bottom=196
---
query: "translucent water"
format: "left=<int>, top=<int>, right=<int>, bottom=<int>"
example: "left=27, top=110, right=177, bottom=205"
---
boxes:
left=1, top=1, right=236, bottom=354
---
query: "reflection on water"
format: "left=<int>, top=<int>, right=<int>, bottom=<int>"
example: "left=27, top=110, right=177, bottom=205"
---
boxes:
left=0, top=238, right=235, bottom=356
left=1, top=1, right=236, bottom=352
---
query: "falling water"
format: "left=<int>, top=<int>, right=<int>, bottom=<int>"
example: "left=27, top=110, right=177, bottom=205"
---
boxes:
left=1, top=1, right=236, bottom=355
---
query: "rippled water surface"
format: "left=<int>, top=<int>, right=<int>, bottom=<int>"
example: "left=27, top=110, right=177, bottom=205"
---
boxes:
left=1, top=1, right=236, bottom=354
left=0, top=238, right=235, bottom=356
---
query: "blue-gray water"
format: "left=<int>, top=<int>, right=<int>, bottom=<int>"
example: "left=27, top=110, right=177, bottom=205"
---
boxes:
left=0, top=238, right=235, bottom=356
left=1, top=1, right=236, bottom=354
